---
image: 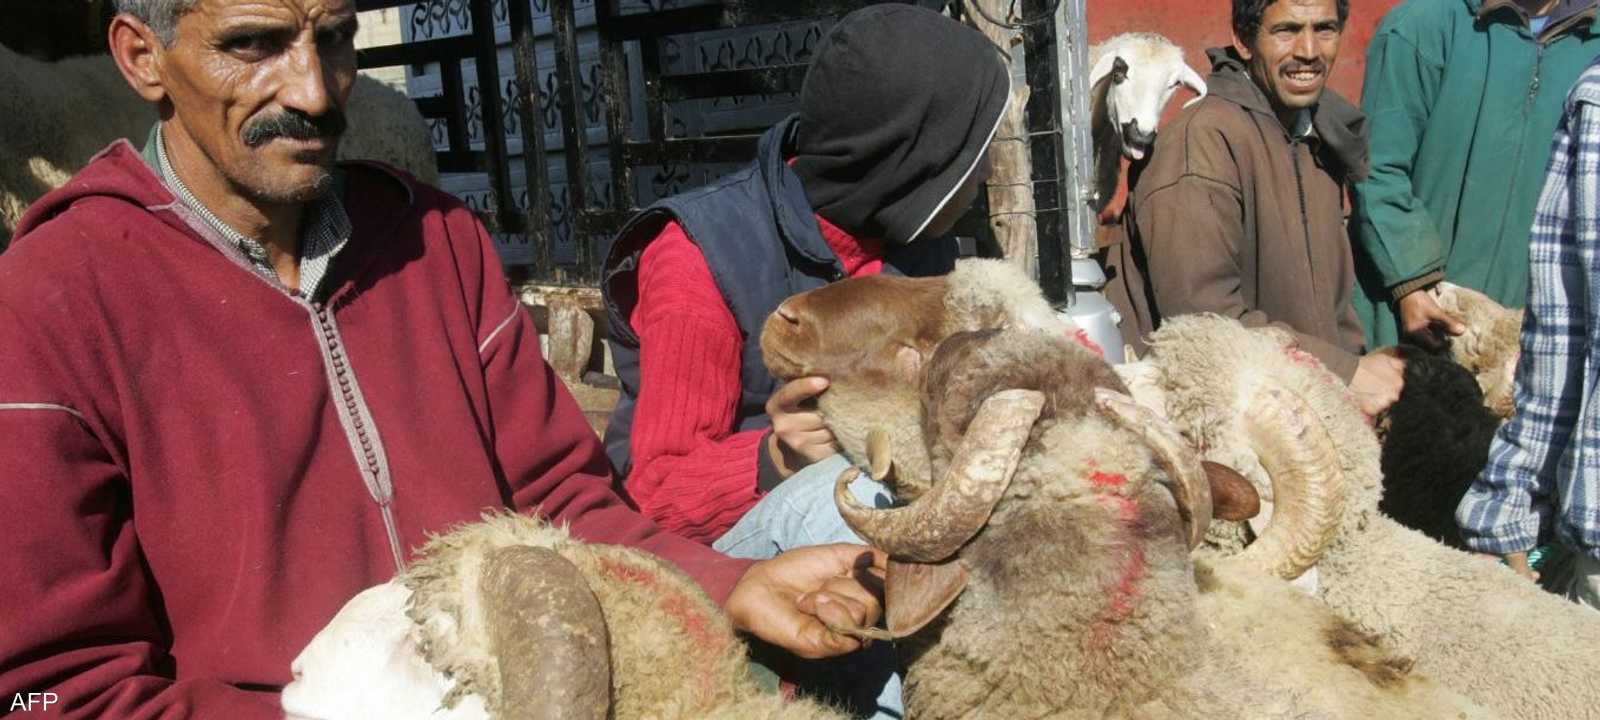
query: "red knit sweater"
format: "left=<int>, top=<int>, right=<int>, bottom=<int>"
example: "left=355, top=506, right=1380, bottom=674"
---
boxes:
left=626, top=216, right=885, bottom=542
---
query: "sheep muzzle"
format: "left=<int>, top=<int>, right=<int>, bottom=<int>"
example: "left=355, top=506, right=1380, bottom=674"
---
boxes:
left=835, top=388, right=1045, bottom=563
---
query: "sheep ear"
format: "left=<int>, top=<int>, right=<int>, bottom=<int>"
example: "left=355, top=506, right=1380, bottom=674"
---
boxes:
left=1204, top=461, right=1260, bottom=521
left=1089, top=52, right=1122, bottom=89
left=1176, top=62, right=1207, bottom=102
left=895, top=345, right=924, bottom=384
left=884, top=558, right=969, bottom=638
left=1111, top=56, right=1129, bottom=84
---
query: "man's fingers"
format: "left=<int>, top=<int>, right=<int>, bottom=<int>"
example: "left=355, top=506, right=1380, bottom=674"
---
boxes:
left=800, top=590, right=870, bottom=628
left=814, top=577, right=879, bottom=624
left=1407, top=325, right=1444, bottom=350
left=795, top=593, right=868, bottom=657
left=770, top=377, right=830, bottom=412
left=787, top=429, right=838, bottom=451
left=773, top=415, right=832, bottom=437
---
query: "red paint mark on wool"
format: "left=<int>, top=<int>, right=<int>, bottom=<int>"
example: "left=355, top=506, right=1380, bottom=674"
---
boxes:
left=1281, top=344, right=1322, bottom=369
left=1086, top=493, right=1147, bottom=652
left=599, top=557, right=729, bottom=696
left=660, top=592, right=718, bottom=651
left=1073, top=329, right=1106, bottom=358
left=1089, top=471, right=1127, bottom=488
left=600, top=557, right=656, bottom=585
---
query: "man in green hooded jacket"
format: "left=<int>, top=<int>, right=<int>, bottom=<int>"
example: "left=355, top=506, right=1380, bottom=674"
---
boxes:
left=1351, top=0, right=1600, bottom=349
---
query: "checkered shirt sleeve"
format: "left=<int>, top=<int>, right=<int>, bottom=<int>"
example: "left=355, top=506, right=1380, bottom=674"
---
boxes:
left=1457, top=65, right=1600, bottom=556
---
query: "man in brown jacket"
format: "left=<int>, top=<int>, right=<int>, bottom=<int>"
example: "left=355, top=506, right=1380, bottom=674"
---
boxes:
left=1115, top=0, right=1405, bottom=417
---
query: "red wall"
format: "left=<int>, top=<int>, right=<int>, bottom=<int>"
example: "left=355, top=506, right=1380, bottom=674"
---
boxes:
left=1089, top=0, right=1406, bottom=111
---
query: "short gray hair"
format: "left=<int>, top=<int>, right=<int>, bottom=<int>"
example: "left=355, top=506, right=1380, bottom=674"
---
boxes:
left=115, top=0, right=198, bottom=44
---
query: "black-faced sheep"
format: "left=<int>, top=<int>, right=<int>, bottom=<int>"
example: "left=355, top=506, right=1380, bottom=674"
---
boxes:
left=760, top=265, right=1489, bottom=719
left=1088, top=33, right=1206, bottom=217
left=1136, top=314, right=1600, bottom=720
left=1376, top=349, right=1501, bottom=550
left=280, top=514, right=845, bottom=720
left=0, top=44, right=440, bottom=249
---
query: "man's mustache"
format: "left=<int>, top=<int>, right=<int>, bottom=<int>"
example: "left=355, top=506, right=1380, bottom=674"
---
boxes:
left=242, top=109, right=347, bottom=148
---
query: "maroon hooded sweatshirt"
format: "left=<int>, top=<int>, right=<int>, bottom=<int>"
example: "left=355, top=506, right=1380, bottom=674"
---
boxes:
left=0, top=142, right=752, bottom=719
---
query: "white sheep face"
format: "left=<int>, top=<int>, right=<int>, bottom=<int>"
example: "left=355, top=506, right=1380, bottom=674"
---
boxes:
left=1089, top=33, right=1207, bottom=160
left=280, top=582, right=489, bottom=720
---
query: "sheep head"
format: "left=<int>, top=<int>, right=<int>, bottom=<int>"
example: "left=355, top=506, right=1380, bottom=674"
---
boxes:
left=829, top=329, right=1239, bottom=644
left=761, top=259, right=1074, bottom=498
left=1089, top=33, right=1206, bottom=161
left=1135, top=315, right=1376, bottom=583
left=285, top=513, right=805, bottom=720
left=1431, top=282, right=1523, bottom=420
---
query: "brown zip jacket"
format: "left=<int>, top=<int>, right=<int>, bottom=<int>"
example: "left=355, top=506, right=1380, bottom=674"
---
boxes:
left=1110, top=47, right=1369, bottom=380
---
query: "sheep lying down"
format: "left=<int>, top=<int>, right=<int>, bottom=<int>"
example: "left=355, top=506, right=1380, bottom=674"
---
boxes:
left=1135, top=314, right=1600, bottom=720
left=760, top=261, right=1489, bottom=719
left=281, top=514, right=845, bottom=720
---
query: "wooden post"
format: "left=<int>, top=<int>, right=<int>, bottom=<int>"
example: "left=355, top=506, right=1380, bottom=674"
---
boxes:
left=965, top=0, right=1038, bottom=281
left=547, top=300, right=595, bottom=384
left=526, top=288, right=621, bottom=436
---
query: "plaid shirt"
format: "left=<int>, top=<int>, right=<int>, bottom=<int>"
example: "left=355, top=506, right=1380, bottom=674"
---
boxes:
left=151, top=124, right=351, bottom=301
left=1457, top=61, right=1600, bottom=561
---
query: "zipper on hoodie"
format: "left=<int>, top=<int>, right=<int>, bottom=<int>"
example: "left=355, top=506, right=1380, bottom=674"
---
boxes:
left=310, top=299, right=407, bottom=574
left=1490, top=44, right=1547, bottom=261
left=1289, top=136, right=1317, bottom=302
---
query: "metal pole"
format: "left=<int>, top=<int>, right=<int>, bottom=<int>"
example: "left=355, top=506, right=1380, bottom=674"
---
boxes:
left=1055, top=0, right=1096, bottom=260
left=1053, top=0, right=1126, bottom=362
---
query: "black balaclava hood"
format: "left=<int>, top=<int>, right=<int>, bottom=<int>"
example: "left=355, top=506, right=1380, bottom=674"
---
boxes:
left=791, top=4, right=1010, bottom=245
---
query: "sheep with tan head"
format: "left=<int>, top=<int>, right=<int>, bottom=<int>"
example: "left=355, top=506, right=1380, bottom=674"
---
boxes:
left=761, top=260, right=1489, bottom=719
left=279, top=514, right=845, bottom=720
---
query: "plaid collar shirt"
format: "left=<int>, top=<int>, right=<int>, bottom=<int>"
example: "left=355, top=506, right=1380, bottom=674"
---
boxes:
left=152, top=124, right=352, bottom=301
left=1457, top=61, right=1600, bottom=561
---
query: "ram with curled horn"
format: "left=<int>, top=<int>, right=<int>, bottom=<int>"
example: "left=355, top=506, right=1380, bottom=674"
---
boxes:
left=1131, top=314, right=1600, bottom=720
left=761, top=260, right=1489, bottom=719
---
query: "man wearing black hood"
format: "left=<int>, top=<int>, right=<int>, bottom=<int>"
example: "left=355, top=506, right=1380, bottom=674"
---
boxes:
left=1123, top=0, right=1408, bottom=420
left=600, top=3, right=1008, bottom=561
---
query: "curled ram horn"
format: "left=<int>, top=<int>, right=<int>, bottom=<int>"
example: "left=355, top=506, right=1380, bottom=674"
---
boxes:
left=836, top=389, right=1045, bottom=562
left=478, top=546, right=612, bottom=720
left=1093, top=388, right=1212, bottom=548
left=1112, top=360, right=1168, bottom=420
left=1237, top=384, right=1346, bottom=581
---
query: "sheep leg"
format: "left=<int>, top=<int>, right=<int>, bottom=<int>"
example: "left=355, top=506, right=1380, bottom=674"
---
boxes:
left=480, top=546, right=611, bottom=720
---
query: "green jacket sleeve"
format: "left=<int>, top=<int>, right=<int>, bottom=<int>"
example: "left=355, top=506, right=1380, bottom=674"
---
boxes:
left=1350, top=24, right=1449, bottom=295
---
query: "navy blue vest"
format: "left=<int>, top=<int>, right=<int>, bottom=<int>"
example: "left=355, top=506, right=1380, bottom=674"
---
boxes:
left=601, top=115, right=958, bottom=477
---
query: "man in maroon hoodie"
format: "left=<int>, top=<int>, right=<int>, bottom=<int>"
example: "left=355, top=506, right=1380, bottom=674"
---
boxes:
left=0, top=1, right=885, bottom=717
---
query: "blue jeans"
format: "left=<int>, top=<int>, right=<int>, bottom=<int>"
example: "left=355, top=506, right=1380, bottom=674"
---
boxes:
left=713, top=455, right=894, bottom=557
left=713, top=455, right=903, bottom=720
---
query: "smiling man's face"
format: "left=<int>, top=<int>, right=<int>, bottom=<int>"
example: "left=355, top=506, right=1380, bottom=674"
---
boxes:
left=1233, top=0, right=1342, bottom=127
left=156, top=0, right=359, bottom=205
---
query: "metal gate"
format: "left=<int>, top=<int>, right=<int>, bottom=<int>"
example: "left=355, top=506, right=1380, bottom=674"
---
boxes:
left=354, top=0, right=1099, bottom=303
